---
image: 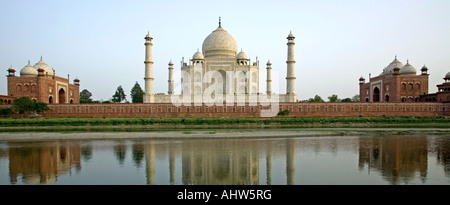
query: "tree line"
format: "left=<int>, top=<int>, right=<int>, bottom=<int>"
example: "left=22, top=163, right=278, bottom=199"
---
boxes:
left=0, top=97, right=50, bottom=117
left=80, top=81, right=144, bottom=103
left=306, top=94, right=359, bottom=102
left=80, top=84, right=359, bottom=104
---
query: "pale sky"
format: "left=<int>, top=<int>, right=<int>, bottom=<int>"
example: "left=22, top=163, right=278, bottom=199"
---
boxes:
left=1, top=0, right=449, bottom=101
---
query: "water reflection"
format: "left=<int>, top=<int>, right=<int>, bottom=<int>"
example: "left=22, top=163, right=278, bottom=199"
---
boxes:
left=1, top=134, right=449, bottom=185
left=180, top=139, right=261, bottom=185
left=8, top=142, right=81, bottom=185
left=358, top=136, right=428, bottom=185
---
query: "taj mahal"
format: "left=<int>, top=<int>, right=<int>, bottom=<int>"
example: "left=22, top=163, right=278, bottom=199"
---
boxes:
left=143, top=18, right=297, bottom=104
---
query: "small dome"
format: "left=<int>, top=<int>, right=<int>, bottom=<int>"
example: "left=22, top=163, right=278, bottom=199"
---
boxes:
left=384, top=57, right=404, bottom=75
left=236, top=50, right=248, bottom=60
left=202, top=25, right=238, bottom=58
left=7, top=65, right=15, bottom=72
left=33, top=57, right=54, bottom=76
left=20, top=61, right=38, bottom=77
left=400, top=61, right=417, bottom=75
left=192, top=50, right=204, bottom=60
left=145, top=32, right=152, bottom=40
left=421, top=65, right=428, bottom=71
left=445, top=72, right=450, bottom=79
left=287, top=31, right=295, bottom=39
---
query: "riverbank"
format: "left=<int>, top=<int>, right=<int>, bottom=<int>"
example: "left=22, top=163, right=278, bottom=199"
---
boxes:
left=0, top=116, right=449, bottom=141
left=1, top=127, right=450, bottom=141
left=0, top=116, right=449, bottom=128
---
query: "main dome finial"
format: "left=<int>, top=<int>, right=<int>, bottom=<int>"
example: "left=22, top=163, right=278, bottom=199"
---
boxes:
left=219, top=16, right=222, bottom=28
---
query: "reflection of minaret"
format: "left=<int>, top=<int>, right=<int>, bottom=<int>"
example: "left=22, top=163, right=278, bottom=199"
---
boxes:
left=266, top=141, right=272, bottom=185
left=286, top=138, right=296, bottom=185
left=169, top=142, right=175, bottom=185
left=145, top=141, right=155, bottom=185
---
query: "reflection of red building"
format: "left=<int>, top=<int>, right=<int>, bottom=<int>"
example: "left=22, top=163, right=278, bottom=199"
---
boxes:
left=420, top=72, right=450, bottom=102
left=358, top=136, right=428, bottom=185
left=8, top=142, right=81, bottom=185
left=359, top=56, right=429, bottom=103
left=5, top=57, right=80, bottom=104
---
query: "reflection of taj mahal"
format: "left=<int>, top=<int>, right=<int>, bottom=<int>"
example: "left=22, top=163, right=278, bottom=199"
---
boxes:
left=144, top=18, right=297, bottom=103
left=3, top=136, right=450, bottom=185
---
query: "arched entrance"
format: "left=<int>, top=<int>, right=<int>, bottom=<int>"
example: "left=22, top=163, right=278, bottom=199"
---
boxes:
left=58, top=88, right=66, bottom=104
left=373, top=87, right=380, bottom=102
left=49, top=96, right=53, bottom=104
left=385, top=95, right=389, bottom=102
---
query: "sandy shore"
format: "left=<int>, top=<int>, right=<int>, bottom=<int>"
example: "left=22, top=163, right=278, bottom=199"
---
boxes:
left=0, top=128, right=449, bottom=141
left=0, top=130, right=337, bottom=141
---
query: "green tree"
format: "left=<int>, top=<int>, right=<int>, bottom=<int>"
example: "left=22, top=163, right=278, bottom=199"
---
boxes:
left=352, top=94, right=360, bottom=102
left=277, top=109, right=290, bottom=116
left=80, top=89, right=93, bottom=103
left=11, top=97, right=49, bottom=116
left=328, top=94, right=340, bottom=102
left=307, top=95, right=324, bottom=102
left=11, top=97, right=35, bottom=114
left=34, top=102, right=50, bottom=113
left=0, top=108, right=12, bottom=117
left=112, top=85, right=127, bottom=103
left=130, top=82, right=144, bottom=103
left=340, top=98, right=352, bottom=102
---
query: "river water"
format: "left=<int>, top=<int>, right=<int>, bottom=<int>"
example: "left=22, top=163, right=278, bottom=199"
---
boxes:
left=0, top=133, right=449, bottom=185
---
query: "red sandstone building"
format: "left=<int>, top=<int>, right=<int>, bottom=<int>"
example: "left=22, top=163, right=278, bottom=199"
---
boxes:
left=420, top=72, right=450, bottom=103
left=359, top=56, right=429, bottom=103
left=4, top=57, right=80, bottom=104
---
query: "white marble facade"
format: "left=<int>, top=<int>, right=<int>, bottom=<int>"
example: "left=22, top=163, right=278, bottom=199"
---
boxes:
left=145, top=18, right=297, bottom=104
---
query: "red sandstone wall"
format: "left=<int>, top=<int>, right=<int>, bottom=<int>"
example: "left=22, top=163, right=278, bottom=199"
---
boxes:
left=1, top=102, right=446, bottom=118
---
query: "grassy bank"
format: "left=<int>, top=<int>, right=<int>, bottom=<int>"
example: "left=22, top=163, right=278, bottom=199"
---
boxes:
left=0, top=116, right=449, bottom=129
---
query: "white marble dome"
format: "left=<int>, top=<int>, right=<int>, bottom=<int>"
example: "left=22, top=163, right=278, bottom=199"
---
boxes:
left=236, top=50, right=248, bottom=60
left=33, top=57, right=54, bottom=76
left=20, top=61, right=38, bottom=77
left=400, top=61, right=417, bottom=75
left=202, top=26, right=238, bottom=58
left=192, top=50, right=204, bottom=60
left=384, top=57, right=404, bottom=75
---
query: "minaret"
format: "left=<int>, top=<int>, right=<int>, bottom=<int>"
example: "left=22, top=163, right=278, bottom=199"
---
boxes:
left=266, top=60, right=272, bottom=94
left=144, top=32, right=154, bottom=103
left=286, top=31, right=297, bottom=102
left=168, top=60, right=174, bottom=95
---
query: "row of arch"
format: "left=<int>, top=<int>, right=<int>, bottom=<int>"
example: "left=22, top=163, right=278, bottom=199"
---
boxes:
left=191, top=70, right=258, bottom=95
left=0, top=99, right=12, bottom=104
left=193, top=85, right=258, bottom=95
left=401, top=82, right=421, bottom=91
left=16, top=84, right=37, bottom=93
left=370, top=87, right=420, bottom=102
left=192, top=71, right=258, bottom=83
